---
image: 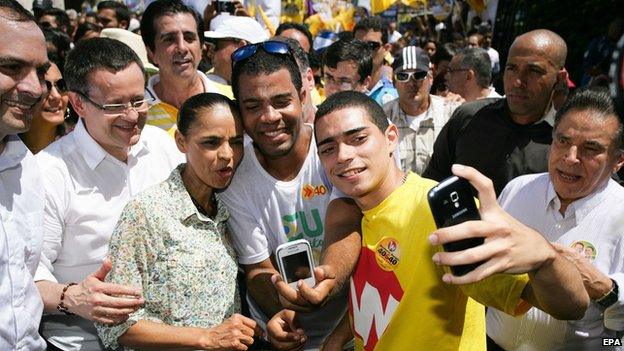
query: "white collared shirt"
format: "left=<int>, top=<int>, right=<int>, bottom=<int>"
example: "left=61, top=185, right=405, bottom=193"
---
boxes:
left=35, top=119, right=183, bottom=350
left=487, top=173, right=624, bottom=350
left=0, top=136, right=46, bottom=351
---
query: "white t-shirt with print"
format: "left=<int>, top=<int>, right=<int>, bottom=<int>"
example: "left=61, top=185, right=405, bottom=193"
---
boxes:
left=221, top=126, right=346, bottom=350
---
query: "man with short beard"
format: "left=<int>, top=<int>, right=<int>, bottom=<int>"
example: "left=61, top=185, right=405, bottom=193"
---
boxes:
left=0, top=0, right=49, bottom=349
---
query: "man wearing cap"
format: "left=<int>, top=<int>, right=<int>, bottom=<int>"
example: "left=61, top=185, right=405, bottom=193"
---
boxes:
left=204, top=15, right=268, bottom=99
left=140, top=0, right=219, bottom=136
left=384, top=46, right=460, bottom=175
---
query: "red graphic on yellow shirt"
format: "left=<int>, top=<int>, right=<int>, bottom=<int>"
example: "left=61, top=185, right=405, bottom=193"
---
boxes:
left=350, top=247, right=404, bottom=351
left=302, top=184, right=327, bottom=199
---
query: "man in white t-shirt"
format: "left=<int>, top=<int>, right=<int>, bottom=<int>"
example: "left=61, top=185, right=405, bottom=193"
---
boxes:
left=384, top=46, right=460, bottom=175
left=221, top=41, right=355, bottom=350
left=35, top=38, right=183, bottom=350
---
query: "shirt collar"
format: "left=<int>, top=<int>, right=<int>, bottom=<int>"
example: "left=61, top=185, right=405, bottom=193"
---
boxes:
left=170, top=164, right=229, bottom=224
left=546, top=176, right=611, bottom=223
left=369, top=75, right=392, bottom=95
left=74, top=118, right=149, bottom=170
left=0, top=135, right=29, bottom=172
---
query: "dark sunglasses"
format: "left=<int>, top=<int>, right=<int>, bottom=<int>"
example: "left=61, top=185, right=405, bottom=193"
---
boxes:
left=231, top=40, right=294, bottom=65
left=364, top=41, right=382, bottom=51
left=45, top=79, right=68, bottom=94
left=394, top=71, right=428, bottom=82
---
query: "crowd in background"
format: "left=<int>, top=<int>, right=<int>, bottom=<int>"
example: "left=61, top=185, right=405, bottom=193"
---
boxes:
left=2, top=0, right=624, bottom=350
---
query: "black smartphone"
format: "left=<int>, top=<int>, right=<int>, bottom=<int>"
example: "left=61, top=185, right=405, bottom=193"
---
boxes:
left=427, top=176, right=484, bottom=276
left=216, top=0, right=236, bottom=14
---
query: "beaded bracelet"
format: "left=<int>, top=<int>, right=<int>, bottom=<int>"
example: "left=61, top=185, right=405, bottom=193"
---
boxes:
left=56, top=282, right=77, bottom=315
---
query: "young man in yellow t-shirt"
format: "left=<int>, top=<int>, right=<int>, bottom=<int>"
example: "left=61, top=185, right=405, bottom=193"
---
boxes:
left=267, top=91, right=589, bottom=350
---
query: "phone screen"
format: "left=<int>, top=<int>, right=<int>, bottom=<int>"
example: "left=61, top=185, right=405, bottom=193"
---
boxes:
left=282, top=251, right=312, bottom=283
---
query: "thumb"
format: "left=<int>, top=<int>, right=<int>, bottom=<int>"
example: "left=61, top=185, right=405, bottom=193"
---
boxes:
left=92, top=258, right=112, bottom=281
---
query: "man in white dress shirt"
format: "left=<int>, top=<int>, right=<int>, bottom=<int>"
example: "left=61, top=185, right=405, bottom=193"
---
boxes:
left=487, top=88, right=624, bottom=350
left=34, top=38, right=183, bottom=350
left=0, top=0, right=49, bottom=349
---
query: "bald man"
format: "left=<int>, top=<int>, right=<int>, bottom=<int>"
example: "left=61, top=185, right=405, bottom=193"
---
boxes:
left=424, top=29, right=568, bottom=194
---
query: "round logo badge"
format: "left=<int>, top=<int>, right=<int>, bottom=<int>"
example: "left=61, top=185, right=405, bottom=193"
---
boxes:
left=374, top=237, right=401, bottom=271
left=570, top=240, right=597, bottom=262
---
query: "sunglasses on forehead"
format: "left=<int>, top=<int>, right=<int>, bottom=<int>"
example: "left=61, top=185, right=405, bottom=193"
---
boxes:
left=231, top=40, right=295, bottom=65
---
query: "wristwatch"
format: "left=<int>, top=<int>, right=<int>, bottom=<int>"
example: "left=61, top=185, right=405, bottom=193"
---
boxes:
left=596, top=279, right=619, bottom=309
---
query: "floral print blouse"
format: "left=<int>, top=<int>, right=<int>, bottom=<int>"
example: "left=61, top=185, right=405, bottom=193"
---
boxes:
left=95, top=164, right=240, bottom=350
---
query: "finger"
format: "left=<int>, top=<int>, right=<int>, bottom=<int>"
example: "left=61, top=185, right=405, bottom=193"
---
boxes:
left=236, top=314, right=258, bottom=330
left=97, top=282, right=142, bottom=297
left=429, top=220, right=502, bottom=246
left=238, top=332, right=255, bottom=346
left=272, top=274, right=301, bottom=303
left=439, top=255, right=505, bottom=285
left=432, top=236, right=509, bottom=268
left=91, top=293, right=144, bottom=309
left=283, top=310, right=303, bottom=333
left=297, top=279, right=331, bottom=306
left=91, top=259, right=112, bottom=281
left=450, top=164, right=498, bottom=212
left=92, top=305, right=138, bottom=318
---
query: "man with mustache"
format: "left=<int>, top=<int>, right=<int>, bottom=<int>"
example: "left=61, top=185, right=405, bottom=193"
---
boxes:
left=0, top=0, right=49, bottom=349
left=423, top=29, right=567, bottom=195
left=141, top=0, right=218, bottom=136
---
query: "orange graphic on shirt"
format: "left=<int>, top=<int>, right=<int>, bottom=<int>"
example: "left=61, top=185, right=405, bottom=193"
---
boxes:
left=302, top=184, right=328, bottom=200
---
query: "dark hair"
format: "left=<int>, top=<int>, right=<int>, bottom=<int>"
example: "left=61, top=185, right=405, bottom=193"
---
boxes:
left=457, top=47, right=491, bottom=88
left=315, top=91, right=389, bottom=132
left=64, top=37, right=144, bottom=95
left=177, top=93, right=239, bottom=136
left=97, top=1, right=130, bottom=28
left=231, top=47, right=303, bottom=102
left=37, top=7, right=69, bottom=31
left=275, top=22, right=313, bottom=52
left=554, top=88, right=624, bottom=151
left=353, top=16, right=388, bottom=45
left=432, top=42, right=458, bottom=65
left=323, top=40, right=373, bottom=84
left=73, top=22, right=102, bottom=43
left=141, top=0, right=203, bottom=52
left=0, top=0, right=35, bottom=22
left=42, top=27, right=71, bottom=72
left=273, top=36, right=309, bottom=72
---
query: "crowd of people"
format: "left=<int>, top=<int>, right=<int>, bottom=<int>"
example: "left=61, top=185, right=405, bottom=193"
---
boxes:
left=1, top=0, right=624, bottom=350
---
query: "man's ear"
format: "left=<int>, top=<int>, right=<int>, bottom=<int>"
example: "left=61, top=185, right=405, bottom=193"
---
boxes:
left=363, top=75, right=373, bottom=91
left=385, top=123, right=399, bottom=156
left=299, top=84, right=308, bottom=109
left=383, top=43, right=391, bottom=53
left=119, top=20, right=129, bottom=30
left=612, top=150, right=624, bottom=174
left=68, top=92, right=86, bottom=117
left=466, top=69, right=476, bottom=83
left=305, top=67, right=315, bottom=92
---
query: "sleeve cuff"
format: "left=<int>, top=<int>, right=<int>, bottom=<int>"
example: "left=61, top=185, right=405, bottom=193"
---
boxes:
left=34, top=261, right=58, bottom=283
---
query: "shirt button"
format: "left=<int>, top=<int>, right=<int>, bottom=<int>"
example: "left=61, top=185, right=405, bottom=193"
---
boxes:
left=555, top=223, right=561, bottom=229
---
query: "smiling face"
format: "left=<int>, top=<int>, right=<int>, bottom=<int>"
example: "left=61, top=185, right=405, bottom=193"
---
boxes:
left=175, top=104, right=244, bottom=189
left=0, top=18, right=48, bottom=138
left=316, top=106, right=398, bottom=206
left=34, top=63, right=68, bottom=126
left=70, top=63, right=146, bottom=161
left=237, top=68, right=305, bottom=158
left=149, top=13, right=201, bottom=80
left=549, top=109, right=624, bottom=210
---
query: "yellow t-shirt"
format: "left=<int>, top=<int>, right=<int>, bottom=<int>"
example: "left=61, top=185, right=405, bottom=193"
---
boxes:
left=349, top=173, right=529, bottom=351
left=146, top=101, right=178, bottom=137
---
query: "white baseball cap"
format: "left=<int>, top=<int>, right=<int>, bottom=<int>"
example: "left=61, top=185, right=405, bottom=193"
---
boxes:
left=204, top=16, right=268, bottom=44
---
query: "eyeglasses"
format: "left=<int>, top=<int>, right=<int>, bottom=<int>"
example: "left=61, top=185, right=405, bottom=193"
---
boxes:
left=45, top=79, right=68, bottom=94
left=364, top=41, right=382, bottom=51
left=394, top=71, right=428, bottom=82
left=77, top=92, right=153, bottom=115
left=231, top=40, right=295, bottom=65
left=321, top=75, right=359, bottom=90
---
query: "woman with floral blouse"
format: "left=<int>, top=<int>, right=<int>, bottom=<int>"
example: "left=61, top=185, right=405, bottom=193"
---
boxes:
left=96, top=93, right=261, bottom=350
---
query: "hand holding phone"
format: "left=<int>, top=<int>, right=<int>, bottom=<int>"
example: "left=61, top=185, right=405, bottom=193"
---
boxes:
left=428, top=176, right=484, bottom=276
left=275, top=240, right=316, bottom=290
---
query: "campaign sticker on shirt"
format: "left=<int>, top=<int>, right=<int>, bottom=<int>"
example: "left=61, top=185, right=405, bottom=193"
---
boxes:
left=570, top=240, right=597, bottom=262
left=375, top=237, right=401, bottom=271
